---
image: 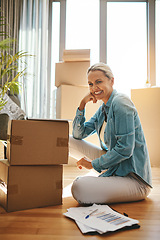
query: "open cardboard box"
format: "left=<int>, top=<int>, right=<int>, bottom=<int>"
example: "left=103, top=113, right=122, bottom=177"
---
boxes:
left=7, top=119, right=69, bottom=165
left=0, top=159, right=63, bottom=212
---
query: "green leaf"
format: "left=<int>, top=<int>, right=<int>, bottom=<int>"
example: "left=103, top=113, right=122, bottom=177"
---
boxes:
left=0, top=8, right=33, bottom=111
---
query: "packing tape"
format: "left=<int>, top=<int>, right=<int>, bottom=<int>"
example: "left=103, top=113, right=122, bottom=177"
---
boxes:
left=8, top=135, right=23, bottom=145
left=56, top=138, right=68, bottom=147
left=8, top=185, right=18, bottom=194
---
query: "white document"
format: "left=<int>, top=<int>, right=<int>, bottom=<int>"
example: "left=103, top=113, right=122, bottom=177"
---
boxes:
left=75, top=220, right=105, bottom=234
left=64, top=204, right=139, bottom=234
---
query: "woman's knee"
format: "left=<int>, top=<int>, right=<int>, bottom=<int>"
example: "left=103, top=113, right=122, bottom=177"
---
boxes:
left=71, top=176, right=104, bottom=204
left=71, top=177, right=84, bottom=203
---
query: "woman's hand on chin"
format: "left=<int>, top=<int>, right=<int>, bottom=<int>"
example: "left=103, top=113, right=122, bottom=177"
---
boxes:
left=79, top=93, right=97, bottom=110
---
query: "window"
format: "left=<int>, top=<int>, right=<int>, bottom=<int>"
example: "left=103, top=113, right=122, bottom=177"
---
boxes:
left=49, top=0, right=156, bottom=98
left=66, top=0, right=99, bottom=65
left=106, top=2, right=147, bottom=96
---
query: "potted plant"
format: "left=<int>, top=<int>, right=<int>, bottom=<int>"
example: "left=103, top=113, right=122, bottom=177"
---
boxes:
left=0, top=9, right=30, bottom=140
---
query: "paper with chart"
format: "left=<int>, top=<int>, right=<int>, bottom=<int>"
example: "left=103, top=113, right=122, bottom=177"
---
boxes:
left=64, top=204, right=139, bottom=234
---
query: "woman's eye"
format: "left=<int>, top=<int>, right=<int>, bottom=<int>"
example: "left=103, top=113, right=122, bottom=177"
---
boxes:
left=88, top=83, right=93, bottom=86
left=97, top=81, right=102, bottom=84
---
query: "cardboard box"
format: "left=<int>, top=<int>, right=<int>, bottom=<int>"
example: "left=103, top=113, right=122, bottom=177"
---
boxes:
left=55, top=61, right=90, bottom=87
left=56, top=85, right=101, bottom=146
left=62, top=49, right=90, bottom=62
left=7, top=119, right=69, bottom=165
left=131, top=87, right=160, bottom=167
left=0, top=160, right=62, bottom=212
left=56, top=85, right=102, bottom=121
left=0, top=141, right=4, bottom=159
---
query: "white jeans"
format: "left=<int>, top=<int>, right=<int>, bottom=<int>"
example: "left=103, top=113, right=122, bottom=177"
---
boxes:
left=69, top=136, right=151, bottom=204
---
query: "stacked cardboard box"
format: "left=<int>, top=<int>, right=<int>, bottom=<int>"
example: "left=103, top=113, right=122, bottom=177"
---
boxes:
left=55, top=61, right=90, bottom=88
left=131, top=87, right=160, bottom=167
left=0, top=119, right=69, bottom=212
left=62, top=49, right=90, bottom=62
left=55, top=49, right=101, bottom=147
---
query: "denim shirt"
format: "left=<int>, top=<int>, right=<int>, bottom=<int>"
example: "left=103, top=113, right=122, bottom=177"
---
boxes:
left=72, top=90, right=152, bottom=187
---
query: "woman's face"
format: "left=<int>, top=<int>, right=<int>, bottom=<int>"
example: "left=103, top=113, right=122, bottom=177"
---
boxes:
left=88, top=70, right=114, bottom=104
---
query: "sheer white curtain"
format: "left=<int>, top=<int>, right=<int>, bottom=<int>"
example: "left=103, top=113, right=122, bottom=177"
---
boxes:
left=19, top=0, right=50, bottom=119
left=0, top=0, right=22, bottom=106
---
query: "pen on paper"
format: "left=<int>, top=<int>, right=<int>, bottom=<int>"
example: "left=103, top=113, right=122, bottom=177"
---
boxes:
left=85, top=209, right=98, bottom=219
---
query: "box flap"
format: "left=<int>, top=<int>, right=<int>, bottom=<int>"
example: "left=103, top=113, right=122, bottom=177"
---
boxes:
left=28, top=118, right=69, bottom=123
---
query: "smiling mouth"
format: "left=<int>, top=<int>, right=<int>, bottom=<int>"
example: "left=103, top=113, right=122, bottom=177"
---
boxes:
left=94, top=90, right=103, bottom=95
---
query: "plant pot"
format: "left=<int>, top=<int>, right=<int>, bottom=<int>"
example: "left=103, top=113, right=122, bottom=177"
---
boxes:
left=0, top=113, right=9, bottom=140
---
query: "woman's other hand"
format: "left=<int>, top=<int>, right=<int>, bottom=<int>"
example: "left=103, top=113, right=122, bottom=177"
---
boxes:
left=76, top=157, right=93, bottom=170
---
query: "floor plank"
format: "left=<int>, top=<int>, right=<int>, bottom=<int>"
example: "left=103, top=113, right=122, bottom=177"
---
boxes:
left=0, top=166, right=160, bottom=240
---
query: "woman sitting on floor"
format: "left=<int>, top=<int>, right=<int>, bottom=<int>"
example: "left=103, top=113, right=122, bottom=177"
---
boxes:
left=69, top=62, right=152, bottom=205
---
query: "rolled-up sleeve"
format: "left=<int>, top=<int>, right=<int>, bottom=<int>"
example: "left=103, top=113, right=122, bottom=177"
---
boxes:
left=72, top=108, right=97, bottom=139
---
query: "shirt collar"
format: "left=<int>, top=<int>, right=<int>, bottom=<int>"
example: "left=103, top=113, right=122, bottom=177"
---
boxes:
left=102, top=89, right=117, bottom=109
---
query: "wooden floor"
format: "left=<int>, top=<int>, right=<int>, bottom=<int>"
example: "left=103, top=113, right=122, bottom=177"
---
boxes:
left=0, top=166, right=160, bottom=240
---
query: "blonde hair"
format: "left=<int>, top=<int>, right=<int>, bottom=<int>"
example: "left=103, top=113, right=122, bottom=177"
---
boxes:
left=87, top=63, right=114, bottom=79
